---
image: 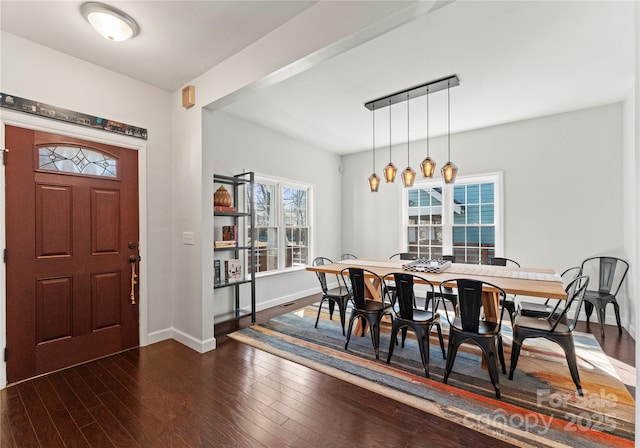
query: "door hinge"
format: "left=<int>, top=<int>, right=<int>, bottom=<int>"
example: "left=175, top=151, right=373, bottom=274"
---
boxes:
left=1, top=148, right=7, bottom=166
left=3, top=248, right=6, bottom=263
left=4, top=348, right=7, bottom=362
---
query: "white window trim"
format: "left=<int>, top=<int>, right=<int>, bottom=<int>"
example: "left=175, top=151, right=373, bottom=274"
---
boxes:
left=402, top=172, right=504, bottom=259
left=254, top=174, right=314, bottom=276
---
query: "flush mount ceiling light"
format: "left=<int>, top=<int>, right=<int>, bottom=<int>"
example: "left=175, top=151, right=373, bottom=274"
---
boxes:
left=81, top=2, right=139, bottom=41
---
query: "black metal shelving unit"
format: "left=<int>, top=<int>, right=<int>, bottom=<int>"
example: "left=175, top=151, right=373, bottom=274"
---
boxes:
left=213, top=172, right=255, bottom=323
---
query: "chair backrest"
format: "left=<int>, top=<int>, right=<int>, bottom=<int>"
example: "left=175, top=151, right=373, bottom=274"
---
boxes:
left=340, top=253, right=357, bottom=260
left=560, top=266, right=582, bottom=285
left=580, top=256, right=629, bottom=296
left=343, top=267, right=386, bottom=310
left=441, top=278, right=506, bottom=333
left=392, top=273, right=435, bottom=320
left=390, top=252, right=418, bottom=260
left=549, top=275, right=590, bottom=332
left=312, top=257, right=333, bottom=293
left=488, top=257, right=521, bottom=268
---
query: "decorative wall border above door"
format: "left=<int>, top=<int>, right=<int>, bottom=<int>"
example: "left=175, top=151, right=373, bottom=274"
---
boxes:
left=0, top=93, right=148, bottom=140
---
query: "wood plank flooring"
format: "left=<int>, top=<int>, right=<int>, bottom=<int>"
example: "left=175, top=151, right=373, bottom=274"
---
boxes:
left=1, top=293, right=635, bottom=447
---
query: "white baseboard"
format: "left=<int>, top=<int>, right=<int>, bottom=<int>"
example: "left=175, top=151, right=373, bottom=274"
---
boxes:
left=254, top=287, right=320, bottom=312
left=146, top=327, right=217, bottom=353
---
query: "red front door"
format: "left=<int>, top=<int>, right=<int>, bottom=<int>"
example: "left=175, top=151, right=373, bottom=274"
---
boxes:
left=5, top=126, right=139, bottom=383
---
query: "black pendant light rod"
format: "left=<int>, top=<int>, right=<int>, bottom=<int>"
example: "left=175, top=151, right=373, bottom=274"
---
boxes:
left=372, top=105, right=376, bottom=170
left=364, top=74, right=459, bottom=111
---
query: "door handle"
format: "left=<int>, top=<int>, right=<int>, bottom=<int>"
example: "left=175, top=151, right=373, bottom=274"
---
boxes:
left=129, top=255, right=138, bottom=304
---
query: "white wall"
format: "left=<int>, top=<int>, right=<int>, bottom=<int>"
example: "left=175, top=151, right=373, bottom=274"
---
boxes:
left=203, top=111, right=342, bottom=318
left=343, top=103, right=632, bottom=327
left=0, top=33, right=175, bottom=387
left=170, top=1, right=437, bottom=351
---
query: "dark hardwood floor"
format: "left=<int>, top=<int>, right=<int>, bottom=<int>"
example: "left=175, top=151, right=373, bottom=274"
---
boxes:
left=2, top=293, right=635, bottom=447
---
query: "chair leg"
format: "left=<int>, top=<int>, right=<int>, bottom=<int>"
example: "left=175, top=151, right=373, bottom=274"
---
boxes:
left=345, top=314, right=357, bottom=350
left=508, top=338, right=523, bottom=380
left=485, top=347, right=501, bottom=399
left=401, top=327, right=408, bottom=347
left=613, top=301, right=622, bottom=333
left=338, top=300, right=347, bottom=336
left=498, top=335, right=506, bottom=374
left=443, top=336, right=460, bottom=384
left=415, top=327, right=431, bottom=378
left=584, top=301, right=593, bottom=323
left=556, top=335, right=583, bottom=396
left=386, top=322, right=401, bottom=364
left=370, top=320, right=380, bottom=360
left=328, top=300, right=335, bottom=320
left=596, top=302, right=606, bottom=338
left=314, top=298, right=326, bottom=329
left=435, top=323, right=446, bottom=359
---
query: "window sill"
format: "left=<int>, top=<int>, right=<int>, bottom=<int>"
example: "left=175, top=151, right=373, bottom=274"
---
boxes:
left=255, top=265, right=307, bottom=279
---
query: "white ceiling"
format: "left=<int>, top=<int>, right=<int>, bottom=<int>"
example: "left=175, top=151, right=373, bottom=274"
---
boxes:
left=0, top=1, right=635, bottom=155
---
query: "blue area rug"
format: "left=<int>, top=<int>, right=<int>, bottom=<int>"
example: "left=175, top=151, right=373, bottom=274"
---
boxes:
left=229, top=305, right=635, bottom=448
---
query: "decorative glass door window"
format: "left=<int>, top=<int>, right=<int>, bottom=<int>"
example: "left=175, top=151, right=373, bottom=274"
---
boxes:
left=38, top=146, right=117, bottom=177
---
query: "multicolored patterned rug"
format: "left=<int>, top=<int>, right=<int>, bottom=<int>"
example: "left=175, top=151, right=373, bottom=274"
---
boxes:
left=228, top=305, right=635, bottom=447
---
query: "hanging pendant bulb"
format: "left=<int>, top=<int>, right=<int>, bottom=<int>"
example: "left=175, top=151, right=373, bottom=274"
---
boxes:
left=420, top=86, right=436, bottom=178
left=441, top=80, right=458, bottom=184
left=368, top=105, right=380, bottom=192
left=402, top=94, right=415, bottom=188
left=384, top=99, right=397, bottom=183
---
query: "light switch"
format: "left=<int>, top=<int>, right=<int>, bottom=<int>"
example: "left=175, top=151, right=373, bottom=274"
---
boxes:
left=182, top=232, right=195, bottom=245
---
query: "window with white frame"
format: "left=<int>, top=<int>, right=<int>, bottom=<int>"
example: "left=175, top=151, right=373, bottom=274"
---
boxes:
left=404, top=173, right=502, bottom=264
left=250, top=176, right=312, bottom=274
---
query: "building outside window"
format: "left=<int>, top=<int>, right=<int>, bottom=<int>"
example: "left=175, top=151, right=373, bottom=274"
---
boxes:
left=404, top=173, right=502, bottom=264
left=251, top=176, right=312, bottom=274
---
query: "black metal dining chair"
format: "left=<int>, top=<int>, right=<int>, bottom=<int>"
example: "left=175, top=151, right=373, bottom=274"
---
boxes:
left=343, top=267, right=394, bottom=359
left=517, top=266, right=581, bottom=318
left=386, top=273, right=446, bottom=378
left=441, top=278, right=507, bottom=399
left=488, top=257, right=520, bottom=324
left=312, top=257, right=352, bottom=335
left=580, top=256, right=629, bottom=338
left=340, top=253, right=357, bottom=260
left=509, top=275, right=590, bottom=396
left=426, top=255, right=459, bottom=316
left=389, top=252, right=419, bottom=260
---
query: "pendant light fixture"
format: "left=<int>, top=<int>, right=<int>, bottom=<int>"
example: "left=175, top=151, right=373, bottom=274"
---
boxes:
left=441, top=80, right=458, bottom=184
left=364, top=75, right=459, bottom=188
left=401, top=93, right=415, bottom=187
left=368, top=105, right=380, bottom=192
left=420, top=87, right=436, bottom=178
left=383, top=99, right=397, bottom=183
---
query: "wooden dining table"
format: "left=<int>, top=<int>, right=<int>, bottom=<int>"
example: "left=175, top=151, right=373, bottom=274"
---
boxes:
left=307, top=258, right=566, bottom=325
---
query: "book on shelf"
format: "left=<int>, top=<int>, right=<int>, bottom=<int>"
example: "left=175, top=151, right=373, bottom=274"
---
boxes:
left=214, top=259, right=221, bottom=285
left=214, top=240, right=237, bottom=248
left=214, top=205, right=236, bottom=212
left=225, top=259, right=242, bottom=282
left=222, top=225, right=237, bottom=242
